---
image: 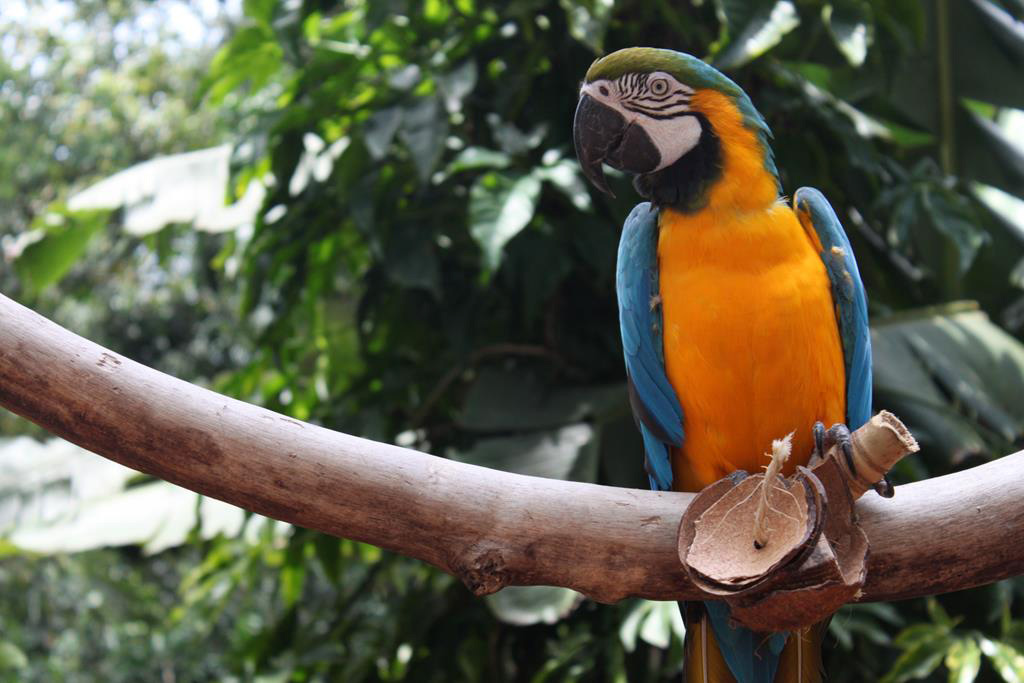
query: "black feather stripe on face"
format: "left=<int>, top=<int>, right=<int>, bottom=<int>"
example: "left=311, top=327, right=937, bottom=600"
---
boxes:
left=621, top=104, right=692, bottom=120
left=616, top=72, right=691, bottom=120
left=642, top=89, right=689, bottom=103
left=633, top=94, right=691, bottom=109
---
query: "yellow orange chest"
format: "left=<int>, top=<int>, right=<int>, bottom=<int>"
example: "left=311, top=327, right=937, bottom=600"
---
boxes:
left=657, top=203, right=847, bottom=492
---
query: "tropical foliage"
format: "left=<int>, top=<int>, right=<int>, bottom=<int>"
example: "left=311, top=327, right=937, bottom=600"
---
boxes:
left=2, top=0, right=1024, bottom=681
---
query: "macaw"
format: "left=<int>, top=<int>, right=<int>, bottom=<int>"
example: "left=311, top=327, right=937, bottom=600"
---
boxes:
left=573, top=48, right=879, bottom=682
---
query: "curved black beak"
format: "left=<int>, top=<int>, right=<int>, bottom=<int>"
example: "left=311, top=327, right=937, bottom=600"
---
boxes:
left=573, top=94, right=623, bottom=196
left=573, top=94, right=662, bottom=197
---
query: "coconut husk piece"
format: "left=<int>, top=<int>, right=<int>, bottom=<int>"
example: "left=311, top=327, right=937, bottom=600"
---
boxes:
left=725, top=461, right=870, bottom=631
left=682, top=468, right=824, bottom=594
left=676, top=411, right=918, bottom=632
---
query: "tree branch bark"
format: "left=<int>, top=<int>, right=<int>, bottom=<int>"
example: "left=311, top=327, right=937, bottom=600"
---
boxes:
left=1, top=292, right=1022, bottom=604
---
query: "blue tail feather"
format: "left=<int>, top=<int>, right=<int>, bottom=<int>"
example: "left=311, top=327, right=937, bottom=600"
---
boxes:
left=705, top=602, right=787, bottom=683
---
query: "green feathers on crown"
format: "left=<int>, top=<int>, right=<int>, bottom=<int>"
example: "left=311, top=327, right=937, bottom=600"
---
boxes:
left=585, top=48, right=778, bottom=181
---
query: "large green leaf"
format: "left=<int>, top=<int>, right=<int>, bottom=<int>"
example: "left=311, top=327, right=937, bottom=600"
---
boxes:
left=202, top=25, right=283, bottom=105
left=362, top=106, right=403, bottom=160
left=714, top=0, right=800, bottom=69
left=468, top=171, right=542, bottom=271
left=882, top=623, right=953, bottom=683
left=981, top=638, right=1024, bottom=682
left=458, top=368, right=623, bottom=433
left=830, top=603, right=903, bottom=650
left=872, top=305, right=1024, bottom=467
left=453, top=373, right=614, bottom=628
left=0, top=437, right=257, bottom=554
left=0, top=641, right=27, bottom=671
left=885, top=0, right=1024, bottom=196
left=535, top=158, right=592, bottom=211
left=13, top=208, right=108, bottom=294
left=958, top=0, right=1024, bottom=110
left=449, top=423, right=598, bottom=482
left=822, top=0, right=875, bottom=67
left=485, top=586, right=582, bottom=626
left=384, top=223, right=440, bottom=295
left=66, top=145, right=265, bottom=235
left=959, top=108, right=1024, bottom=198
left=945, top=637, right=982, bottom=683
left=619, top=600, right=686, bottom=652
left=399, top=96, right=449, bottom=182
left=443, top=146, right=512, bottom=176
left=558, top=0, right=615, bottom=53
left=437, top=60, right=478, bottom=114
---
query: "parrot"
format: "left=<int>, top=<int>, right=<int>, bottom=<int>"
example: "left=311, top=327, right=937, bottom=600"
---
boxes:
left=572, top=47, right=886, bottom=682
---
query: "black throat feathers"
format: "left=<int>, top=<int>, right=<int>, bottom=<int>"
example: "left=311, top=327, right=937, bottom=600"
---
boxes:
left=632, top=113, right=723, bottom=212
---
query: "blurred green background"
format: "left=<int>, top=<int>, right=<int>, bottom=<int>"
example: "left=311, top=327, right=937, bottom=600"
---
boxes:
left=2, top=0, right=1024, bottom=680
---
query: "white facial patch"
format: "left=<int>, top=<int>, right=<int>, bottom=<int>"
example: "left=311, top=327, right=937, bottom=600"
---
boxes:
left=580, top=71, right=702, bottom=171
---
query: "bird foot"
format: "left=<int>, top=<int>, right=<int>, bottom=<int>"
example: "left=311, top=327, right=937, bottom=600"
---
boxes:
left=812, top=421, right=894, bottom=498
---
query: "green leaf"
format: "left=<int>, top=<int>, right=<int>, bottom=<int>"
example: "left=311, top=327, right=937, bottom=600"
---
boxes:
left=920, top=189, right=990, bottom=279
left=450, top=423, right=597, bottom=482
left=313, top=534, right=341, bottom=584
left=981, top=638, right=1024, bottom=682
left=244, top=0, right=276, bottom=26
left=955, top=0, right=1024, bottom=110
left=0, top=436, right=257, bottom=554
left=388, top=64, right=422, bottom=91
left=0, top=641, right=27, bottom=670
left=822, top=1, right=875, bottom=67
left=384, top=223, right=440, bottom=295
left=535, top=159, right=592, bottom=211
left=882, top=628, right=952, bottom=682
left=860, top=602, right=906, bottom=626
left=714, top=0, right=800, bottom=69
left=927, top=598, right=957, bottom=629
left=280, top=534, right=307, bottom=607
left=363, top=106, right=403, bottom=160
left=873, top=306, right=1024, bottom=461
left=485, top=586, right=582, bottom=626
left=469, top=171, right=541, bottom=270
left=958, top=107, right=1024, bottom=199
left=202, top=26, right=282, bottom=104
left=969, top=0, right=1024, bottom=62
left=487, top=115, right=548, bottom=155
left=459, top=368, right=623, bottom=432
left=894, top=623, right=950, bottom=649
left=559, top=0, right=615, bottom=53
left=444, top=146, right=512, bottom=175
left=66, top=145, right=256, bottom=235
left=597, top=409, right=649, bottom=490
left=14, top=209, right=108, bottom=294
left=619, top=601, right=647, bottom=653
left=887, top=1, right=1024, bottom=140
left=830, top=604, right=903, bottom=651
left=638, top=601, right=686, bottom=650
left=945, top=637, right=982, bottom=683
left=781, top=67, right=930, bottom=146
left=438, top=60, right=477, bottom=114
left=400, top=96, right=448, bottom=182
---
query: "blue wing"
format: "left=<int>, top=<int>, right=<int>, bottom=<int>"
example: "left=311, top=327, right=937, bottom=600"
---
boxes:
left=616, top=202, right=684, bottom=491
left=794, top=187, right=873, bottom=429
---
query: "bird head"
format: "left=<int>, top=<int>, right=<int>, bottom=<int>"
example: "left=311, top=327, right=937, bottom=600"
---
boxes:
left=573, top=47, right=776, bottom=208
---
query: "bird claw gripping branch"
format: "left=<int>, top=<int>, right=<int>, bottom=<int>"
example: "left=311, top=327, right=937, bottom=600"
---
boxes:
left=677, top=411, right=919, bottom=632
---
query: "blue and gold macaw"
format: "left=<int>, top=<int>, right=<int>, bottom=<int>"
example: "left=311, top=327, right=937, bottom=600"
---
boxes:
left=573, top=48, right=879, bottom=682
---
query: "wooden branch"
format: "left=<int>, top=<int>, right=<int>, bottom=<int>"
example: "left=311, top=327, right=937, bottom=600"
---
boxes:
left=1, top=292, right=1022, bottom=604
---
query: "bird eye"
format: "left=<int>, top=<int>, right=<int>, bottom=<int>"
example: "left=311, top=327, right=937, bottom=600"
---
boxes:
left=599, top=85, right=610, bottom=96
left=650, top=78, right=669, bottom=95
